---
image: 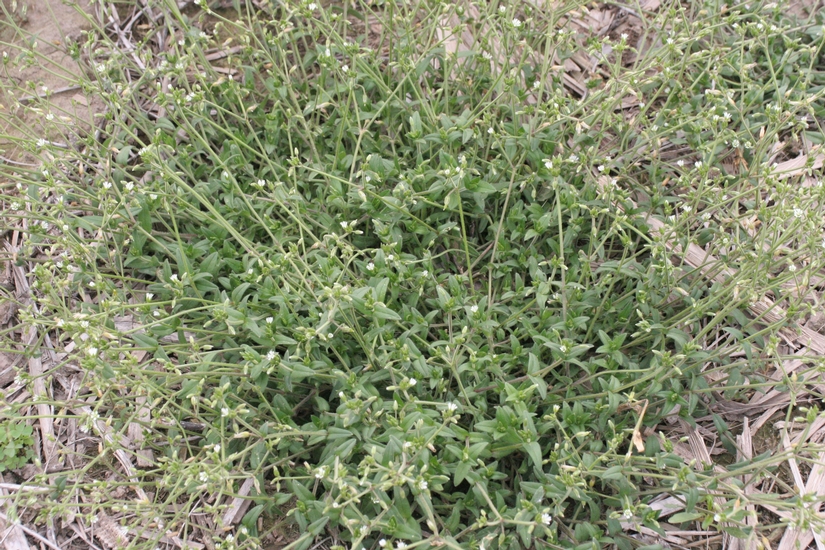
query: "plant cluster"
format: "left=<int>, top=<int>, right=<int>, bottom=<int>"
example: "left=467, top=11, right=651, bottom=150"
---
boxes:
left=0, top=420, right=35, bottom=472
left=2, top=0, right=825, bottom=548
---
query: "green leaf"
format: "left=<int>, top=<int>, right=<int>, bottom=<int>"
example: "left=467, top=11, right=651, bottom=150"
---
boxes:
left=668, top=512, right=703, bottom=523
left=374, top=305, right=401, bottom=321
left=600, top=465, right=625, bottom=481
left=524, top=441, right=542, bottom=470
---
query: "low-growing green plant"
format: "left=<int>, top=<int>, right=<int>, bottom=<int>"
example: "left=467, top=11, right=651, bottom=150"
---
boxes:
left=2, top=0, right=825, bottom=548
left=0, top=420, right=35, bottom=472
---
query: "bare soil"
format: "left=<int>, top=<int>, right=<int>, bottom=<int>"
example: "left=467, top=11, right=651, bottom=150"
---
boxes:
left=0, top=0, right=96, bottom=163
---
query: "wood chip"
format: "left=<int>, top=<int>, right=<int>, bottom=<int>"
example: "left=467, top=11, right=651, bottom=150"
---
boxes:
left=773, top=149, right=825, bottom=179
left=221, top=477, right=256, bottom=528
left=95, top=514, right=130, bottom=549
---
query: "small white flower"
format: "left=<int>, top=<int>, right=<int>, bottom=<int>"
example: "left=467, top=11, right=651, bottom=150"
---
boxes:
left=45, top=113, right=54, bottom=121
left=403, top=441, right=413, bottom=449
left=541, top=513, right=552, bottom=525
left=387, top=254, right=395, bottom=261
left=266, top=350, right=277, bottom=361
left=470, top=305, right=478, bottom=313
left=446, top=402, right=458, bottom=412
left=266, top=316, right=274, bottom=323
left=793, top=207, right=803, bottom=218
left=325, top=47, right=331, bottom=57
left=37, top=138, right=47, bottom=148
left=598, top=165, right=605, bottom=172
left=213, top=444, right=221, bottom=453
left=340, top=221, right=349, bottom=229
left=102, top=181, right=112, bottom=189
left=482, top=51, right=493, bottom=60
left=397, top=542, right=407, bottom=550
left=788, top=264, right=797, bottom=273
left=421, top=270, right=428, bottom=277
left=713, top=513, right=721, bottom=522
left=257, top=179, right=266, bottom=188
left=170, top=274, right=179, bottom=282
left=341, top=64, right=349, bottom=73
left=544, top=160, right=553, bottom=169
left=418, top=480, right=428, bottom=490
left=512, top=18, right=522, bottom=27
left=149, top=193, right=158, bottom=200
left=308, top=2, right=317, bottom=9
left=408, top=378, right=417, bottom=386
left=378, top=540, right=387, bottom=548
left=487, top=127, right=494, bottom=134
left=623, top=509, right=632, bottom=519
left=124, top=182, right=134, bottom=192
left=146, top=293, right=154, bottom=301
left=221, top=407, right=229, bottom=417
left=682, top=205, right=692, bottom=213
left=366, top=262, right=375, bottom=271
left=87, top=347, right=98, bottom=356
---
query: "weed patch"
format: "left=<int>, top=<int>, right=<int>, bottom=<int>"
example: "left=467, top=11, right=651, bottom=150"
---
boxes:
left=2, top=0, right=825, bottom=548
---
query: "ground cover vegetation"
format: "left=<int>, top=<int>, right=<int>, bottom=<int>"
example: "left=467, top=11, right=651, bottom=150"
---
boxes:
left=2, top=0, right=825, bottom=548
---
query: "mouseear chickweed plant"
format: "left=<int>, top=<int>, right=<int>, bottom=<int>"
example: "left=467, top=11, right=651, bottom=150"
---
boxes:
left=3, top=0, right=825, bottom=548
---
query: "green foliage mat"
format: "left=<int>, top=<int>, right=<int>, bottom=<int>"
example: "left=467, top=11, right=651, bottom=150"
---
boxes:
left=5, top=0, right=825, bottom=548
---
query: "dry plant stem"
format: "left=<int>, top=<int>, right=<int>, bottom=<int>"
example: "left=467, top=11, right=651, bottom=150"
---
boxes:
left=4, top=241, right=57, bottom=466
left=0, top=509, right=64, bottom=550
left=0, top=476, right=31, bottom=550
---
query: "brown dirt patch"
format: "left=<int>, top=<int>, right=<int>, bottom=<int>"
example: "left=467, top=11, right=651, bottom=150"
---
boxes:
left=0, top=0, right=98, bottom=163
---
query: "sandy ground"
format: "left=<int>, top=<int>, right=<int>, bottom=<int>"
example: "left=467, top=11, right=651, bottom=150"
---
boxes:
left=0, top=0, right=95, bottom=163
